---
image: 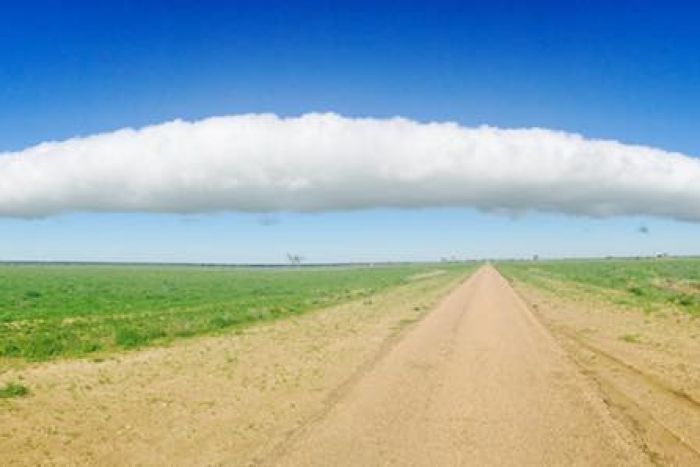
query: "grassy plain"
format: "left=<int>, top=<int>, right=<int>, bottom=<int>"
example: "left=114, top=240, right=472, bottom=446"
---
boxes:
left=497, top=257, right=700, bottom=315
left=0, top=263, right=472, bottom=362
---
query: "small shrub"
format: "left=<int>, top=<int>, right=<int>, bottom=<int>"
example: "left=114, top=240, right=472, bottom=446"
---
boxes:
left=0, top=382, right=30, bottom=399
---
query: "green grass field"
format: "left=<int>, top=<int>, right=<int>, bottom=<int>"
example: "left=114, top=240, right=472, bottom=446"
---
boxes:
left=0, top=263, right=473, bottom=362
left=497, top=258, right=700, bottom=315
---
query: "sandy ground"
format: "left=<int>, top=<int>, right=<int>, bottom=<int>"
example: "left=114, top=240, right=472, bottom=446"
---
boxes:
left=3, top=265, right=696, bottom=465
left=509, top=275, right=700, bottom=465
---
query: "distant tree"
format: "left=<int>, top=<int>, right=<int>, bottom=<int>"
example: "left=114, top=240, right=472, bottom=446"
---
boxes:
left=286, top=253, right=304, bottom=266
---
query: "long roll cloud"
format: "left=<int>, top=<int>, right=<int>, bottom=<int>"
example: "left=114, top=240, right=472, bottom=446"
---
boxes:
left=1, top=112, right=699, bottom=220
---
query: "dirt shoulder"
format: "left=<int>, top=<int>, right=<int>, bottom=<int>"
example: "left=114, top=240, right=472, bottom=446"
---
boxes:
left=506, top=275, right=700, bottom=465
left=0, top=271, right=467, bottom=466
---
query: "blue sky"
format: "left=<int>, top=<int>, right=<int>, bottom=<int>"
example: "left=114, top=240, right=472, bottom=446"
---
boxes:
left=1, top=1, right=699, bottom=262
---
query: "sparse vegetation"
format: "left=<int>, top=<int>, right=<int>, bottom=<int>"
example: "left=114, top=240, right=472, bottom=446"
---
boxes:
left=0, top=263, right=474, bottom=362
left=497, top=257, right=700, bottom=315
left=0, top=381, right=29, bottom=399
left=619, top=333, right=642, bottom=343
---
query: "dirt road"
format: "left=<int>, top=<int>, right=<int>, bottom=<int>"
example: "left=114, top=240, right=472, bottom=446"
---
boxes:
left=271, top=266, right=649, bottom=465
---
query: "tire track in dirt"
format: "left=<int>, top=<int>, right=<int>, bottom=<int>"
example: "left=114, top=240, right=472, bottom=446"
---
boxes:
left=507, top=278, right=700, bottom=466
left=546, top=324, right=700, bottom=464
left=266, top=266, right=650, bottom=466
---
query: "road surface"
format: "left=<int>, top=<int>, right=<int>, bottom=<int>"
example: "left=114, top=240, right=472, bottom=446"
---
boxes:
left=270, top=265, right=648, bottom=466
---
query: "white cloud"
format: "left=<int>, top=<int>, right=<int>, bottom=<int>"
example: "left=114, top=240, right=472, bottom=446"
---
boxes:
left=1, top=112, right=699, bottom=220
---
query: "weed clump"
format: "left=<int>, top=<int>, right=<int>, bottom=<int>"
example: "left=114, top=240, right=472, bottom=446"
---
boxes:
left=0, top=382, right=30, bottom=399
left=671, top=293, right=695, bottom=307
left=619, top=333, right=641, bottom=343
